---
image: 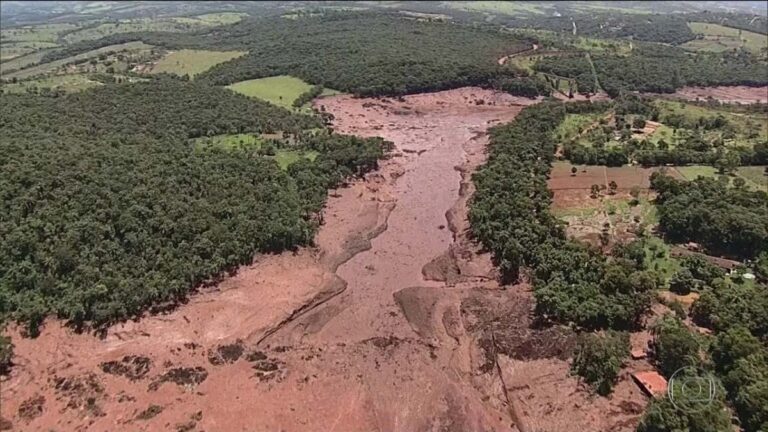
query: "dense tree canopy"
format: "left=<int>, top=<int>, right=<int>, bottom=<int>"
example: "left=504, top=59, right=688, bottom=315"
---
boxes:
left=0, top=77, right=389, bottom=334
left=470, top=101, right=654, bottom=330
left=37, top=13, right=532, bottom=97
left=650, top=173, right=768, bottom=260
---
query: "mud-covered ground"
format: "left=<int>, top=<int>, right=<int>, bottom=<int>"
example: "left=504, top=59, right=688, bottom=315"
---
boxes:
left=669, top=85, right=768, bottom=104
left=2, top=88, right=649, bottom=432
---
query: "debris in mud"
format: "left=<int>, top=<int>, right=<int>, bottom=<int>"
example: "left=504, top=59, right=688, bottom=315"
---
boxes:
left=18, top=394, right=45, bottom=421
left=175, top=420, right=197, bottom=432
left=135, top=404, right=164, bottom=420
left=149, top=367, right=209, bottom=391
left=52, top=373, right=105, bottom=417
left=100, top=355, right=152, bottom=380
left=173, top=410, right=203, bottom=432
left=245, top=350, right=267, bottom=362
left=461, top=292, right=576, bottom=366
left=363, top=335, right=404, bottom=350
left=0, top=416, right=12, bottom=431
left=116, top=392, right=136, bottom=403
left=207, top=340, right=245, bottom=365
left=248, top=351, right=285, bottom=382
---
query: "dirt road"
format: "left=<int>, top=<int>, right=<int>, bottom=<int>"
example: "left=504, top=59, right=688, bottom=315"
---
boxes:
left=2, top=88, right=646, bottom=432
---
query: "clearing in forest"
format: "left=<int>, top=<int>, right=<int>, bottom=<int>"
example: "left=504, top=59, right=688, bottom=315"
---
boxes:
left=150, top=50, right=246, bottom=77
left=2, top=41, right=154, bottom=79
left=226, top=75, right=339, bottom=109
left=684, top=22, right=768, bottom=54
left=673, top=165, right=767, bottom=191
left=192, top=133, right=318, bottom=170
left=0, top=73, right=102, bottom=93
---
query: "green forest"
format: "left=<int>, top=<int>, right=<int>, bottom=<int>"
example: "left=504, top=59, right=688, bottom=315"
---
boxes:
left=32, top=13, right=533, bottom=96
left=0, top=77, right=389, bottom=334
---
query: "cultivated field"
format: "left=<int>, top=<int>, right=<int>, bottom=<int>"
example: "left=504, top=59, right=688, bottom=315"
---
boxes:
left=684, top=22, right=768, bottom=54
left=149, top=49, right=246, bottom=77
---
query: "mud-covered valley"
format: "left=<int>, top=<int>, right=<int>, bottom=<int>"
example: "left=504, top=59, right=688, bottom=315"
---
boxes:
left=3, top=88, right=648, bottom=432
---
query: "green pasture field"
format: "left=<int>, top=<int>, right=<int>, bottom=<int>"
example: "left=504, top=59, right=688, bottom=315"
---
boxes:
left=685, top=22, right=767, bottom=54
left=1, top=23, right=78, bottom=43
left=226, top=76, right=339, bottom=110
left=150, top=50, right=246, bottom=77
left=556, top=112, right=606, bottom=142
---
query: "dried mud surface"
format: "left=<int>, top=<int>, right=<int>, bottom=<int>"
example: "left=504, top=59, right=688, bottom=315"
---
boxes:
left=2, top=88, right=647, bottom=431
left=669, top=85, right=768, bottom=104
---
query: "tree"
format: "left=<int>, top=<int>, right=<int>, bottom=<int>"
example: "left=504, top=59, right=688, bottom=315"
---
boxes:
left=0, top=335, right=12, bottom=375
left=714, top=151, right=739, bottom=175
left=591, top=183, right=601, bottom=198
left=680, top=255, right=724, bottom=286
left=637, top=390, right=732, bottom=432
left=571, top=166, right=578, bottom=176
left=669, top=268, right=698, bottom=295
left=571, top=331, right=629, bottom=396
left=629, top=185, right=641, bottom=205
left=608, top=180, right=618, bottom=195
left=651, top=315, right=701, bottom=378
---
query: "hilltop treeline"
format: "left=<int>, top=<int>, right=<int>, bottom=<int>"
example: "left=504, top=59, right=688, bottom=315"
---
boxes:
left=469, top=101, right=654, bottom=330
left=0, top=77, right=388, bottom=334
left=39, top=13, right=531, bottom=96
left=534, top=45, right=768, bottom=97
left=502, top=13, right=696, bottom=44
left=594, top=46, right=768, bottom=97
left=687, top=11, right=768, bottom=35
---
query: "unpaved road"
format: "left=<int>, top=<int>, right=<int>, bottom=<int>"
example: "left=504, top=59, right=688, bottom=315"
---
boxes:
left=2, top=88, right=647, bottom=432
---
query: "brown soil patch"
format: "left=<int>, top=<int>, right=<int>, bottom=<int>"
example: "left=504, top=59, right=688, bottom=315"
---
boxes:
left=671, top=85, right=768, bottom=104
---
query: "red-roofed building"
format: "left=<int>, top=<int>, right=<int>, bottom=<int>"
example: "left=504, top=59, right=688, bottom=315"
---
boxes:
left=632, top=371, right=668, bottom=397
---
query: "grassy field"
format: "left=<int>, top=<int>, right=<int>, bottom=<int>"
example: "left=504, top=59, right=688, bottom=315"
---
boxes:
left=62, top=13, right=245, bottom=44
left=654, top=99, right=768, bottom=143
left=736, top=166, right=767, bottom=189
left=193, top=133, right=319, bottom=169
left=674, top=165, right=720, bottom=180
left=556, top=112, right=605, bottom=142
left=445, top=1, right=548, bottom=16
left=3, top=41, right=154, bottom=79
left=673, top=165, right=767, bottom=191
left=684, top=22, right=768, bottom=54
left=226, top=76, right=317, bottom=109
left=1, top=41, right=59, bottom=61
left=642, top=236, right=680, bottom=280
left=1, top=23, right=78, bottom=43
left=1, top=74, right=102, bottom=93
left=173, top=12, right=247, bottom=26
left=150, top=49, right=246, bottom=77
